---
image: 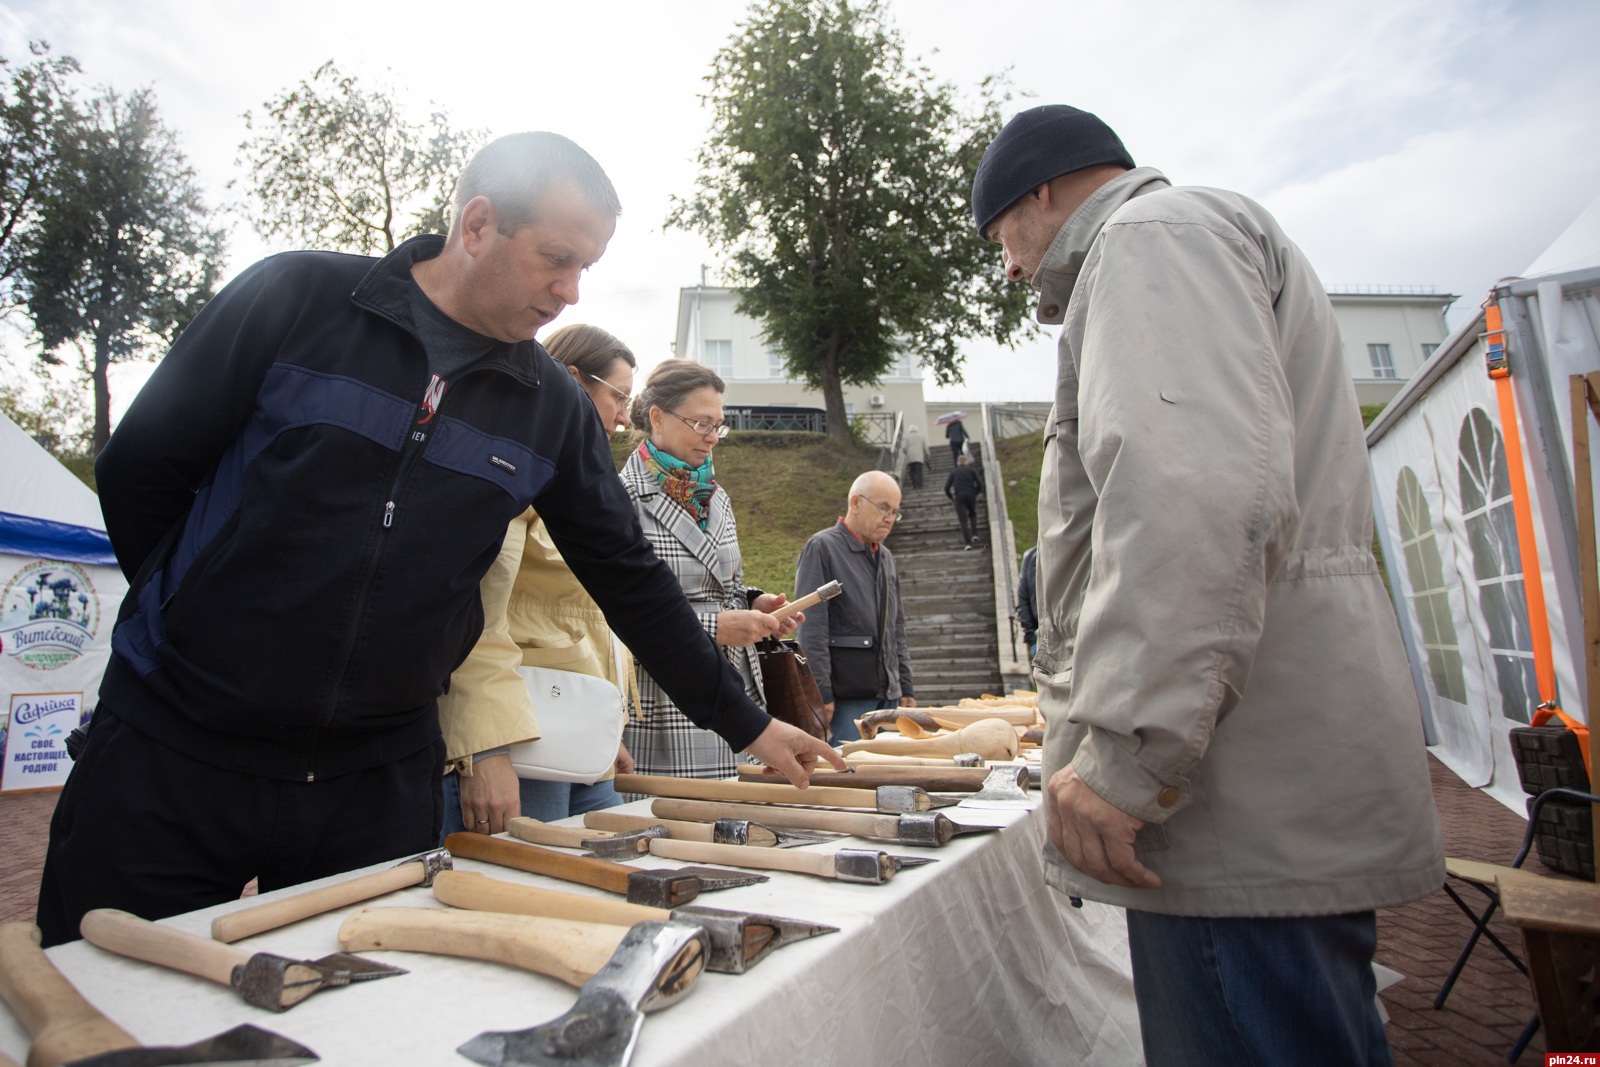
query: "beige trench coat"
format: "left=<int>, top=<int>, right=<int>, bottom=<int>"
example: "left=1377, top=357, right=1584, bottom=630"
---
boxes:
left=1034, top=167, right=1443, bottom=916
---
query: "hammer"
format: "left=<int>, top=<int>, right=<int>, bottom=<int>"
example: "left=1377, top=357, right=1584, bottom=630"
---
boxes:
left=613, top=839, right=937, bottom=885
left=444, top=832, right=766, bottom=907
left=582, top=811, right=834, bottom=849
left=767, top=579, right=842, bottom=622
left=210, top=848, right=450, bottom=943
left=431, top=870, right=837, bottom=975
left=649, top=799, right=999, bottom=848
left=78, top=910, right=405, bottom=1012
left=0, top=922, right=319, bottom=1067
left=614, top=773, right=955, bottom=812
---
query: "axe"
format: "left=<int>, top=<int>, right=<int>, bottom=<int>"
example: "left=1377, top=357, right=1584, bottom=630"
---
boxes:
left=766, top=579, right=842, bottom=622
left=608, top=839, right=936, bottom=885
left=78, top=910, right=405, bottom=1013
left=582, top=811, right=833, bottom=849
left=431, top=870, right=836, bottom=975
left=614, top=773, right=955, bottom=812
left=210, top=848, right=450, bottom=943
left=0, top=922, right=318, bottom=1067
left=507, top=817, right=667, bottom=854
left=650, top=799, right=999, bottom=848
left=444, top=833, right=765, bottom=908
left=738, top=762, right=994, bottom=792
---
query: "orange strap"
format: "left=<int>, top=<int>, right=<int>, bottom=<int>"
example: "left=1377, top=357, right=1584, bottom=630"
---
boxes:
left=1486, top=302, right=1587, bottom=775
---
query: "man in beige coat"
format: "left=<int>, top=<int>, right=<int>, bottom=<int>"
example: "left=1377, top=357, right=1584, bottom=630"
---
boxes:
left=973, top=105, right=1442, bottom=1066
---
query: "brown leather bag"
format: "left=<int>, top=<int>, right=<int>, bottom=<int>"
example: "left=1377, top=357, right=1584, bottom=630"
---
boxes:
left=756, top=638, right=830, bottom=741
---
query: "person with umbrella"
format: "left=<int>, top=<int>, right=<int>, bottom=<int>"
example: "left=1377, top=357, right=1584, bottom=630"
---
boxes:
left=939, top=411, right=969, bottom=465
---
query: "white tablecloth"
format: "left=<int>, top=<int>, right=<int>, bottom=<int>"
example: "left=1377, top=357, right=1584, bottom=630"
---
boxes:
left=0, top=800, right=1142, bottom=1066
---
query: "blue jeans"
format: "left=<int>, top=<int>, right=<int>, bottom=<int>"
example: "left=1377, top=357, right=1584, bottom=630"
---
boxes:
left=829, top=697, right=896, bottom=745
left=1126, top=909, right=1391, bottom=1067
left=438, top=773, right=622, bottom=843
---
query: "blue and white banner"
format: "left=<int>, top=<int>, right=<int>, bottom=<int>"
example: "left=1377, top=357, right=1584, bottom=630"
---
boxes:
left=1, top=691, right=83, bottom=791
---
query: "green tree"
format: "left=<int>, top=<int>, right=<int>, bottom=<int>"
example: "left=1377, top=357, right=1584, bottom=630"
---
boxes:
left=237, top=61, right=484, bottom=254
left=23, top=87, right=225, bottom=454
left=670, top=0, right=1034, bottom=445
left=0, top=43, right=80, bottom=311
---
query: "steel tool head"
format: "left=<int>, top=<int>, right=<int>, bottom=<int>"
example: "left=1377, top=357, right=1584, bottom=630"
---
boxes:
left=958, top=765, right=1033, bottom=809
left=671, top=867, right=769, bottom=891
left=873, top=785, right=958, bottom=812
left=229, top=950, right=405, bottom=1011
left=832, top=848, right=938, bottom=884
left=709, top=818, right=833, bottom=849
left=458, top=921, right=709, bottom=1067
left=666, top=905, right=838, bottom=974
left=951, top=753, right=985, bottom=768
left=816, top=580, right=843, bottom=602
left=892, top=812, right=1000, bottom=847
left=393, top=848, right=452, bottom=886
left=578, top=826, right=669, bottom=859
left=65, top=1023, right=318, bottom=1066
left=305, top=952, right=408, bottom=983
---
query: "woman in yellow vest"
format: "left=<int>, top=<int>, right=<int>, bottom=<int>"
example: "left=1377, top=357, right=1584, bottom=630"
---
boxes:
left=438, top=324, right=640, bottom=837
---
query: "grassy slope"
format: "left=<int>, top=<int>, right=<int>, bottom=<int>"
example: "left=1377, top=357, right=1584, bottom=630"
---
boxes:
left=612, top=430, right=880, bottom=597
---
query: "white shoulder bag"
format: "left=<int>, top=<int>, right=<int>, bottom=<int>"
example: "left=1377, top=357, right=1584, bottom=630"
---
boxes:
left=507, top=638, right=629, bottom=784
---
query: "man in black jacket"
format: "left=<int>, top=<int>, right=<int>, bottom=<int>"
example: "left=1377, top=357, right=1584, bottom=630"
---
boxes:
left=1016, top=545, right=1039, bottom=658
left=794, top=471, right=916, bottom=744
left=37, top=132, right=843, bottom=946
left=945, top=454, right=985, bottom=548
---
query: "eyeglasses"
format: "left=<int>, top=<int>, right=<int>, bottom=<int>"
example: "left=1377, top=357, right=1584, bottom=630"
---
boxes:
left=862, top=495, right=902, bottom=521
left=586, top=373, right=633, bottom=406
left=666, top=410, right=729, bottom=439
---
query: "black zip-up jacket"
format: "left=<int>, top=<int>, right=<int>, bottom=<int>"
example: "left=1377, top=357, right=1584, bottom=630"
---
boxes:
left=793, top=521, right=913, bottom=704
left=96, top=236, right=771, bottom=781
left=944, top=465, right=984, bottom=500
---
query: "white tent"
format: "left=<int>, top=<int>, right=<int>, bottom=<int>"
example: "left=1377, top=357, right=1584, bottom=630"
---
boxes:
left=1367, top=256, right=1600, bottom=812
left=0, top=413, right=127, bottom=792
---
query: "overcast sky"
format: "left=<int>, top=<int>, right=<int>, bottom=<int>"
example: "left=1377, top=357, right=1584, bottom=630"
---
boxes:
left=1, top=0, right=1596, bottom=421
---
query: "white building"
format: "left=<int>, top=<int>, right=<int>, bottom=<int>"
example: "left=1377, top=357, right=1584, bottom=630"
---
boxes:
left=1327, top=287, right=1457, bottom=406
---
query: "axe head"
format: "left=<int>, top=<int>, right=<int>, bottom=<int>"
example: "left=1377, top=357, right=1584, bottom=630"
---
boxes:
left=957, top=765, right=1033, bottom=809
left=619, top=867, right=767, bottom=906
left=832, top=848, right=939, bottom=884
left=709, top=818, right=834, bottom=849
left=668, top=904, right=838, bottom=974
left=894, top=812, right=1002, bottom=847
left=815, top=579, right=843, bottom=602
left=579, top=826, right=670, bottom=859
left=874, top=785, right=957, bottom=812
left=398, top=848, right=452, bottom=886
left=66, top=1023, right=319, bottom=1066
left=231, top=951, right=406, bottom=1011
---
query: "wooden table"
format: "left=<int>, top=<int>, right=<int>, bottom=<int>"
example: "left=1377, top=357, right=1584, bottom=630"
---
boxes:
left=1500, top=876, right=1600, bottom=1052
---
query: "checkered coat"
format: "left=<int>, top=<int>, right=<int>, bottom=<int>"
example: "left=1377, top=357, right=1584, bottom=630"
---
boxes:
left=620, top=449, right=764, bottom=779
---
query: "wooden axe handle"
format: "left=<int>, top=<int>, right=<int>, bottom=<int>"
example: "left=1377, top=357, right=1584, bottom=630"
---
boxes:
left=651, top=798, right=897, bottom=839
left=211, top=860, right=424, bottom=943
left=444, top=833, right=632, bottom=895
left=768, top=589, right=823, bottom=622
left=0, top=922, right=140, bottom=1067
left=614, top=773, right=873, bottom=809
left=741, top=763, right=991, bottom=792
left=583, top=811, right=715, bottom=842
left=338, top=907, right=625, bottom=989
left=647, top=839, right=835, bottom=878
left=507, top=817, right=610, bottom=850
left=81, top=910, right=252, bottom=989
left=433, top=871, right=668, bottom=925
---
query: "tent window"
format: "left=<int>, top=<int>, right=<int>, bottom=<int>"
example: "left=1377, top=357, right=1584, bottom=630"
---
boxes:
left=1396, top=467, right=1468, bottom=703
left=1457, top=407, right=1542, bottom=723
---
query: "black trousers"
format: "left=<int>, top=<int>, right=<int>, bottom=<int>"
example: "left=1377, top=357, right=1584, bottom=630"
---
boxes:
left=907, top=461, right=924, bottom=488
left=36, top=710, right=444, bottom=946
left=949, top=440, right=965, bottom=465
left=954, top=493, right=979, bottom=543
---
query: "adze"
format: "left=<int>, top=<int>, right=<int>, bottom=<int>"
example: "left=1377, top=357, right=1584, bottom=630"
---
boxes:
left=79, top=910, right=405, bottom=1013
left=444, top=833, right=766, bottom=908
left=0, top=922, right=318, bottom=1067
left=602, top=840, right=937, bottom=885
left=335, top=910, right=707, bottom=1067
left=581, top=811, right=834, bottom=849
left=613, top=773, right=956, bottom=812
left=211, top=848, right=451, bottom=943
left=648, top=798, right=1000, bottom=848
left=431, top=870, right=836, bottom=974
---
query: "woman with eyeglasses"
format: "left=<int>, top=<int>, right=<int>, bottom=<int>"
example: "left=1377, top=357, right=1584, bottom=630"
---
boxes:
left=436, top=324, right=642, bottom=838
left=619, top=358, right=801, bottom=779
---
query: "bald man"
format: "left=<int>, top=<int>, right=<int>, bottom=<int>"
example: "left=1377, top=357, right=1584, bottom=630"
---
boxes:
left=794, top=471, right=917, bottom=743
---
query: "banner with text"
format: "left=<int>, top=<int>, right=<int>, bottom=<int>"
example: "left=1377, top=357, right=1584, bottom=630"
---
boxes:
left=1, top=691, right=81, bottom=791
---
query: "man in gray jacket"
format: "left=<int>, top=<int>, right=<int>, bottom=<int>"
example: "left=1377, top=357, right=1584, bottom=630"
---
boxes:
left=973, top=105, right=1442, bottom=1066
left=794, top=471, right=916, bottom=743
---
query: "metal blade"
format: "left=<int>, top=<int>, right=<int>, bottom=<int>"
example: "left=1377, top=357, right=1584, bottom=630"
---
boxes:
left=672, top=866, right=769, bottom=890
left=72, top=1024, right=319, bottom=1067
left=888, top=855, right=939, bottom=868
left=668, top=905, right=838, bottom=973
left=770, top=827, right=840, bottom=848
left=457, top=989, right=642, bottom=1067
left=306, top=952, right=408, bottom=982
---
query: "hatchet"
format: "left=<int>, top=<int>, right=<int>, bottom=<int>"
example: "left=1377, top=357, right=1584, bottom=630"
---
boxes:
left=210, top=848, right=451, bottom=943
left=582, top=811, right=834, bottom=849
left=507, top=817, right=667, bottom=854
left=736, top=763, right=993, bottom=793
left=606, top=840, right=937, bottom=885
left=78, top=910, right=405, bottom=1013
left=766, top=580, right=842, bottom=622
left=0, top=922, right=319, bottom=1067
left=444, top=833, right=765, bottom=908
left=430, top=870, right=836, bottom=975
left=649, top=799, right=999, bottom=848
left=613, top=773, right=955, bottom=811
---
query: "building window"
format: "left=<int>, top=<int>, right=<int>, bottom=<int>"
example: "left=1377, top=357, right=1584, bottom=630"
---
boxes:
left=1396, top=466, right=1468, bottom=703
left=767, top=347, right=785, bottom=379
left=702, top=340, right=732, bottom=378
left=1368, top=344, right=1396, bottom=379
left=1421, top=343, right=1439, bottom=361
left=1457, top=407, right=1543, bottom=723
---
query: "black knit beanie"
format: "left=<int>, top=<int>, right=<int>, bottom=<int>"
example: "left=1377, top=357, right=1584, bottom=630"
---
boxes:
left=971, top=105, right=1135, bottom=237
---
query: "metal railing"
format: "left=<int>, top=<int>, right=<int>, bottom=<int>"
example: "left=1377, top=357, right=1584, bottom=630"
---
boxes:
left=978, top=402, right=1029, bottom=689
left=849, top=412, right=898, bottom=447
left=726, top=408, right=825, bottom=433
left=876, top=411, right=906, bottom=479
left=989, top=407, right=1050, bottom=441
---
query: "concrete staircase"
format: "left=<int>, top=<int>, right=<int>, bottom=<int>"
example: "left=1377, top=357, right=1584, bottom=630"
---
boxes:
left=888, top=439, right=1004, bottom=705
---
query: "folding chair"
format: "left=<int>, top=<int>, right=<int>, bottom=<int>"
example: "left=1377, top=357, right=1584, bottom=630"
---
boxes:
left=1435, top=786, right=1600, bottom=1062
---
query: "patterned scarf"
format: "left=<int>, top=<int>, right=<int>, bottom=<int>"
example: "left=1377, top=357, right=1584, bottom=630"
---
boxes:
left=640, top=440, right=718, bottom=529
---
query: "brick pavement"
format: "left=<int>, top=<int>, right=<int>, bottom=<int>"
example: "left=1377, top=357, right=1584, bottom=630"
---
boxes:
left=0, top=754, right=1563, bottom=1063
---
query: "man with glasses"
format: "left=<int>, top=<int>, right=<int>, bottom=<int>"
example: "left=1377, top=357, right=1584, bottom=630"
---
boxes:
left=794, top=471, right=916, bottom=744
